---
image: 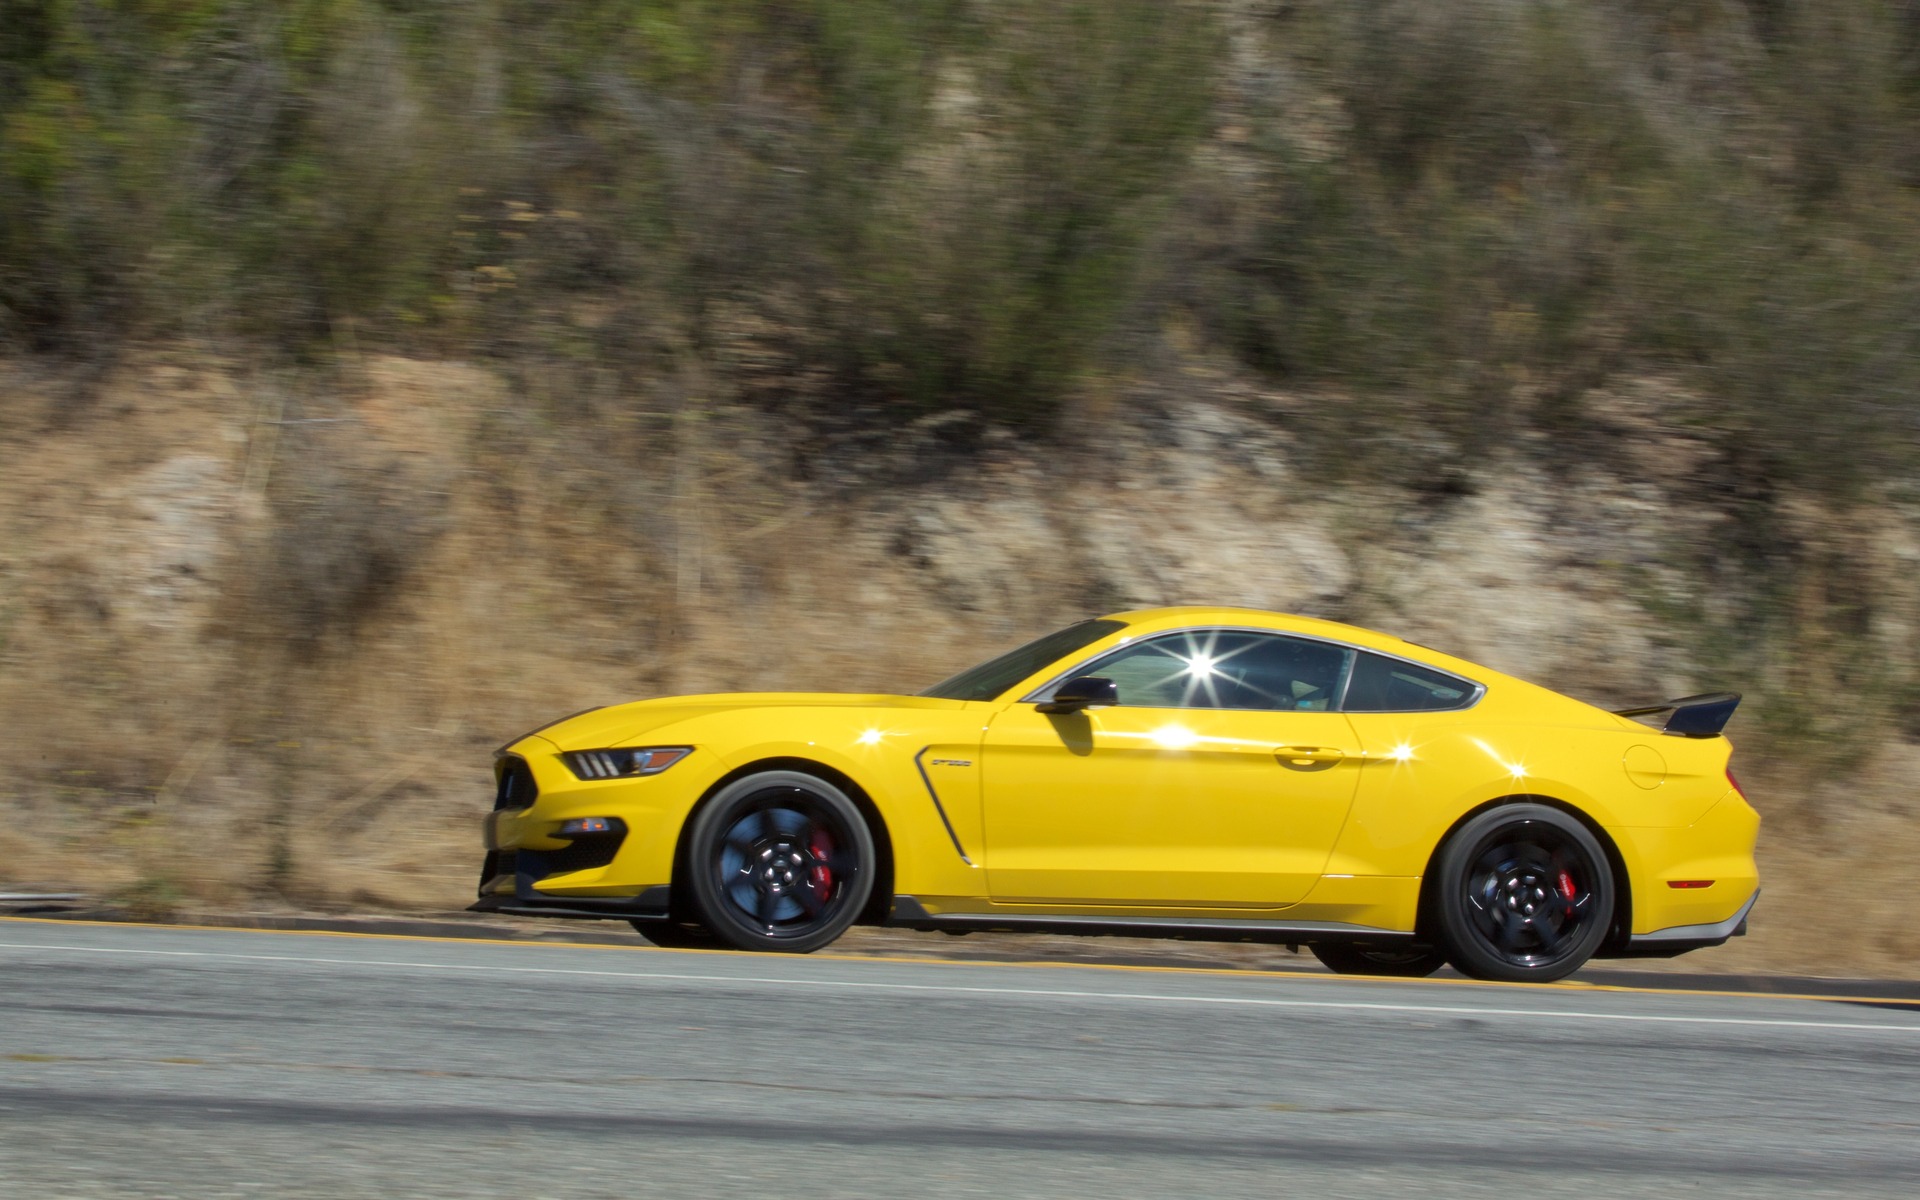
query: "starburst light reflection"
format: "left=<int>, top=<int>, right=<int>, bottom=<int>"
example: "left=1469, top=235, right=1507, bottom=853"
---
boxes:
left=1470, top=737, right=1527, bottom=778
left=1150, top=724, right=1200, bottom=750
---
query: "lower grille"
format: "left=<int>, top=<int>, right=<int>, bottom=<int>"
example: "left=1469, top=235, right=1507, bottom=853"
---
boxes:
left=541, top=826, right=625, bottom=874
left=477, top=827, right=624, bottom=898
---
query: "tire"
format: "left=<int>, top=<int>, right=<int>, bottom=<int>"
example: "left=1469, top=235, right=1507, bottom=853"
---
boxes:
left=628, top=919, right=720, bottom=949
left=1310, top=942, right=1447, bottom=978
left=683, top=770, right=876, bottom=954
left=1432, top=802, right=1615, bottom=983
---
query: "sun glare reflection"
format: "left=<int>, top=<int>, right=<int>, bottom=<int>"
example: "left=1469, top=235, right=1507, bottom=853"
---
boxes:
left=856, top=728, right=885, bottom=746
left=1471, top=737, right=1527, bottom=779
left=1150, top=724, right=1200, bottom=750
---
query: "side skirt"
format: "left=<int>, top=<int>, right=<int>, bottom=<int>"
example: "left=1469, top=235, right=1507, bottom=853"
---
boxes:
left=884, top=895, right=1417, bottom=946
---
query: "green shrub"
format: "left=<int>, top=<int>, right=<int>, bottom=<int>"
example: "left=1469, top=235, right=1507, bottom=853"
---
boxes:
left=1, top=0, right=1916, bottom=481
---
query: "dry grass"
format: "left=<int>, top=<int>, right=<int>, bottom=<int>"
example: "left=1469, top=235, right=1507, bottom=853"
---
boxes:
left=1, top=347, right=1917, bottom=978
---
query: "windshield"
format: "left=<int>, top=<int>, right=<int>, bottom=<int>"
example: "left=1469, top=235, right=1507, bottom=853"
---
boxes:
left=918, top=619, right=1128, bottom=702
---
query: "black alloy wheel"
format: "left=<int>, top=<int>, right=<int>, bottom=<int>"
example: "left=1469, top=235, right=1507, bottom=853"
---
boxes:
left=1310, top=942, right=1448, bottom=978
left=684, top=770, right=875, bottom=953
left=1432, top=803, right=1614, bottom=983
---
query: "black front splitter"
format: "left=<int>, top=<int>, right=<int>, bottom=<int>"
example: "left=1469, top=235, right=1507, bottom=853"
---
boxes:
left=468, top=887, right=673, bottom=922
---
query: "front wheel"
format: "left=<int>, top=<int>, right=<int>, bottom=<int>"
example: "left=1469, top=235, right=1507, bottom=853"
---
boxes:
left=684, top=770, right=875, bottom=954
left=1432, top=803, right=1614, bottom=983
left=1310, top=942, right=1447, bottom=978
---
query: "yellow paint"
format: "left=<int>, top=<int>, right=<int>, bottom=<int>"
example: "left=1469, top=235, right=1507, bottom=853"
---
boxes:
left=487, top=606, right=1760, bottom=947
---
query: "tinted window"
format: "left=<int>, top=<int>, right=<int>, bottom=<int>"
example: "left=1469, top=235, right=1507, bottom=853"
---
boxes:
left=919, top=619, right=1128, bottom=701
left=1341, top=652, right=1475, bottom=712
left=1071, top=630, right=1353, bottom=711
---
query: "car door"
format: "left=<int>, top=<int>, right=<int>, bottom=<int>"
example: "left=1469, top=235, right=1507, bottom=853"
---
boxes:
left=980, top=629, right=1365, bottom=909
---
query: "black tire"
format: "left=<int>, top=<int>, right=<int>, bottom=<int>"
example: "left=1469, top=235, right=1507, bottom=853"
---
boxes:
left=1310, top=942, right=1447, bottom=978
left=683, top=770, right=875, bottom=954
left=628, top=919, right=720, bottom=949
left=1433, top=802, right=1615, bottom=983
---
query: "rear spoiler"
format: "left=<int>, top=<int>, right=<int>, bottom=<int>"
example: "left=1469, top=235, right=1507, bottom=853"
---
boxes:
left=1612, top=692, right=1741, bottom=738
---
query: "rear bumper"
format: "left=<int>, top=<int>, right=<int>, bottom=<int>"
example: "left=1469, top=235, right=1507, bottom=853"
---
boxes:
left=1615, top=888, right=1758, bottom=957
left=1612, top=789, right=1762, bottom=941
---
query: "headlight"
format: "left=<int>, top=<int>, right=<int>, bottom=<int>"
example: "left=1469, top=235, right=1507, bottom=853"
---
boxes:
left=563, top=746, right=692, bottom=780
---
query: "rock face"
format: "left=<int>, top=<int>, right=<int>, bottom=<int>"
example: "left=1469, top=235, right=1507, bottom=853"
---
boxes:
left=860, top=400, right=1696, bottom=709
left=1, top=350, right=1916, bottom=977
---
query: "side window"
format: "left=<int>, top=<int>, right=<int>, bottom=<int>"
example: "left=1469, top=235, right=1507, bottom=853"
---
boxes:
left=1079, top=630, right=1353, bottom=711
left=1341, top=652, right=1475, bottom=712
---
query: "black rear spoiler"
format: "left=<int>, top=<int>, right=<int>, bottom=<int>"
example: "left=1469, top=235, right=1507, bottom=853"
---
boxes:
left=1612, top=692, right=1741, bottom=738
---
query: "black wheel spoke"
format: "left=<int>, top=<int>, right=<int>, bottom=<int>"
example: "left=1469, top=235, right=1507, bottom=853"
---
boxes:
left=1492, top=906, right=1525, bottom=949
left=794, top=881, right=827, bottom=917
left=754, top=887, right=784, bottom=925
left=727, top=879, right=760, bottom=913
left=724, top=811, right=767, bottom=855
left=765, top=807, right=808, bottom=838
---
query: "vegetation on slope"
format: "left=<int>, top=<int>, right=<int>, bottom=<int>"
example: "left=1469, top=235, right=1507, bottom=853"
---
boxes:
left=5, top=3, right=1920, bottom=953
left=5, top=1, right=1919, bottom=482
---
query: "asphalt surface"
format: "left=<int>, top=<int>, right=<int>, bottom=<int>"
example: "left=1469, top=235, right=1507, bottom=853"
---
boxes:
left=1, top=919, right=1916, bottom=1199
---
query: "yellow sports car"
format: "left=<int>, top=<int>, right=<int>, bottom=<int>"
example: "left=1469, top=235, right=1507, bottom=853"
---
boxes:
left=474, top=607, right=1758, bottom=981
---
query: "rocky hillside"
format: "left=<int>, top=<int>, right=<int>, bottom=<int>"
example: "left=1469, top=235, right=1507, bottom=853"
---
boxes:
left=6, top=2, right=1920, bottom=973
left=3, top=347, right=1918, bottom=976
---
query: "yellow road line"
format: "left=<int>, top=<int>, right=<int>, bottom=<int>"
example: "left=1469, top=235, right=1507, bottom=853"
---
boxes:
left=3, top=913, right=1914, bottom=1008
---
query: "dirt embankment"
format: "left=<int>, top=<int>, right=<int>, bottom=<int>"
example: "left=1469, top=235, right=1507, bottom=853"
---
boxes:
left=2, top=348, right=1917, bottom=977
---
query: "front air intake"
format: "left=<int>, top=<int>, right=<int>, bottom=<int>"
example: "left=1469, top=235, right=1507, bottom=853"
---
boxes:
left=494, top=756, right=538, bottom=811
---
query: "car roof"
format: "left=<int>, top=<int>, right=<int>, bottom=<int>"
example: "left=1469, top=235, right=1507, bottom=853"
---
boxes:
left=1099, top=607, right=1422, bottom=656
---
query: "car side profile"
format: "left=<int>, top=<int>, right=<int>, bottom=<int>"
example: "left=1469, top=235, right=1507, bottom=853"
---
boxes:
left=474, top=607, right=1759, bottom=982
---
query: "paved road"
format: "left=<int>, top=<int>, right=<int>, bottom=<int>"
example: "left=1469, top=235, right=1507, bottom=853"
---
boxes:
left=1, top=920, right=1916, bottom=1199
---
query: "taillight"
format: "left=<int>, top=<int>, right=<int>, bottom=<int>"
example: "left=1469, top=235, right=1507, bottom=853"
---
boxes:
left=1726, top=766, right=1746, bottom=799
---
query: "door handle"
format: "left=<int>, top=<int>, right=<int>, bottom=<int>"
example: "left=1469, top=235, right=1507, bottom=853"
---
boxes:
left=1276, top=746, right=1350, bottom=768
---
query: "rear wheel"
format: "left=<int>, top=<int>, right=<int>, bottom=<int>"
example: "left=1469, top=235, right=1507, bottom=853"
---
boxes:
left=1433, top=803, right=1614, bottom=983
left=1309, top=942, right=1447, bottom=978
left=684, top=770, right=875, bottom=954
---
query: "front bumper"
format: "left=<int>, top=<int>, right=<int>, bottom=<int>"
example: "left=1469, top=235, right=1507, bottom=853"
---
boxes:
left=477, top=737, right=712, bottom=908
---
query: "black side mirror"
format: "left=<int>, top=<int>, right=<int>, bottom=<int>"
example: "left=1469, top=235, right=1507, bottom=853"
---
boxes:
left=1036, top=676, right=1118, bottom=714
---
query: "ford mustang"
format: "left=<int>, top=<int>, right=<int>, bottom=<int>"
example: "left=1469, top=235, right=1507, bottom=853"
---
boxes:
left=473, top=607, right=1759, bottom=982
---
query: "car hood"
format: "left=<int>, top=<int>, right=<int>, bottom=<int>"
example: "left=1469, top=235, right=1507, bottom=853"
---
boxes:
left=524, top=692, right=967, bottom=752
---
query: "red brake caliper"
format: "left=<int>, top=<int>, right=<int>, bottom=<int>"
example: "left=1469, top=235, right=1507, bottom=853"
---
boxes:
left=809, top=829, right=835, bottom=897
left=1557, top=870, right=1578, bottom=906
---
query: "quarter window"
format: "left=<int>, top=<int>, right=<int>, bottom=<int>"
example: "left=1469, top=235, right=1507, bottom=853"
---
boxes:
left=1069, top=630, right=1353, bottom=712
left=1341, top=652, right=1475, bottom=712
